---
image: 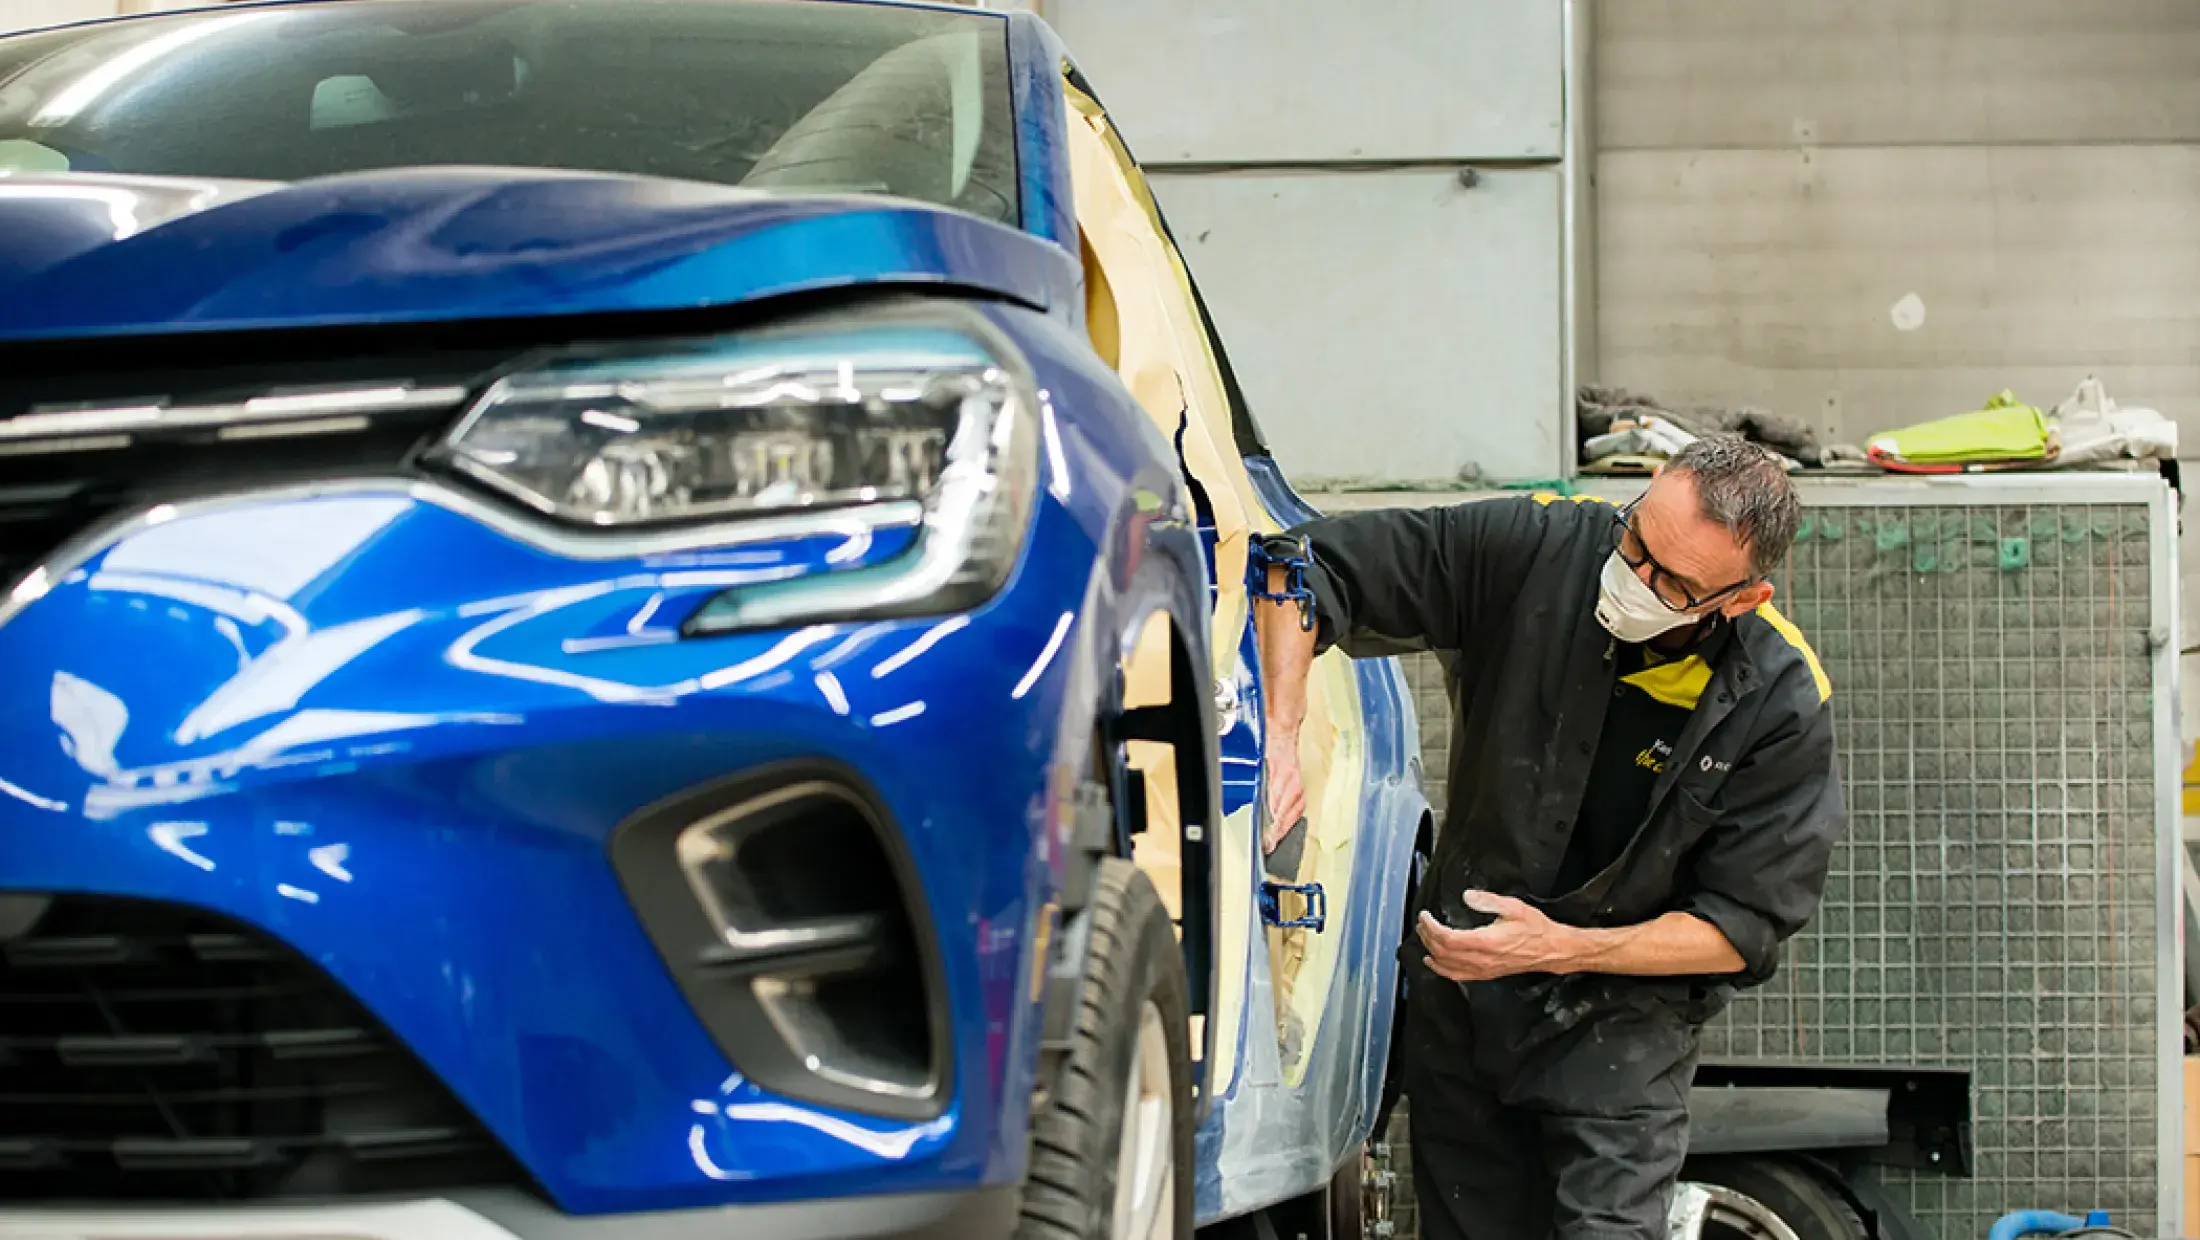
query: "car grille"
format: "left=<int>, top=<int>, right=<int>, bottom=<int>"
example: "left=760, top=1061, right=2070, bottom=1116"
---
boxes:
left=0, top=894, right=529, bottom=1202
left=0, top=334, right=517, bottom=592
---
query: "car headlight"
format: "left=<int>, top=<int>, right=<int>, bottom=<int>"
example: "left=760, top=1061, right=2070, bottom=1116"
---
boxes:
left=437, top=304, right=1038, bottom=633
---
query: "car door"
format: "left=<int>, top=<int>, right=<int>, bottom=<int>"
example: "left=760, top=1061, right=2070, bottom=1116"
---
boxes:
left=1058, top=63, right=1379, bottom=1101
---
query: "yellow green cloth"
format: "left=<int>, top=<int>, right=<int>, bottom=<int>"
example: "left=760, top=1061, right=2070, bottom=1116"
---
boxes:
left=1867, top=391, right=2050, bottom=464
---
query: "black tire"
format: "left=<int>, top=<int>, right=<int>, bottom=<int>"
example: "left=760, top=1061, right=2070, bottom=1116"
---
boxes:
left=1371, top=825, right=1432, bottom=1142
left=1017, top=859, right=1194, bottom=1240
left=1686, top=1158, right=1866, bottom=1240
left=1327, top=1146, right=1365, bottom=1240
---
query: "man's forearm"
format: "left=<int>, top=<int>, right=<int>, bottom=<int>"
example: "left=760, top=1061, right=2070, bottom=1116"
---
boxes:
left=1254, top=564, right=1316, bottom=743
left=1554, top=911, right=1745, bottom=977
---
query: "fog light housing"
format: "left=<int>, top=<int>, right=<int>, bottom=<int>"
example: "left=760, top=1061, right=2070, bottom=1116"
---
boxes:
left=612, top=767, right=946, bottom=1120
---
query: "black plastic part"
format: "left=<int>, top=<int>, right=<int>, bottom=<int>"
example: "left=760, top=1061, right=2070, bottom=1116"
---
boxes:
left=1058, top=784, right=1114, bottom=916
left=1370, top=823, right=1432, bottom=1143
left=1686, top=1086, right=1890, bottom=1156
left=1032, top=781, right=1109, bottom=1117
left=1693, top=1062, right=1971, bottom=1176
left=1123, top=771, right=1150, bottom=840
left=1113, top=704, right=1173, bottom=742
left=1093, top=630, right=1217, bottom=1116
left=606, top=762, right=950, bottom=1122
left=1031, top=907, right=1091, bottom=1115
left=0, top=894, right=529, bottom=1201
left=1102, top=673, right=1213, bottom=1028
left=1165, top=636, right=1217, bottom=1085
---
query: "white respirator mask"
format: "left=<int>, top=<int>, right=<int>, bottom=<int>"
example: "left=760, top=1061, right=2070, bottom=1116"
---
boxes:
left=1594, top=551, right=1698, bottom=644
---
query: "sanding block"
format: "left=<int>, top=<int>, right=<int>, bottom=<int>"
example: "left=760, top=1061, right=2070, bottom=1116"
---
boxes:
left=1263, top=816, right=1308, bottom=880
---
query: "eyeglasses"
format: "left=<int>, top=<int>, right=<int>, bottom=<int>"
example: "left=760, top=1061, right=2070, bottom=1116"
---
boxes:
left=1612, top=499, right=1754, bottom=612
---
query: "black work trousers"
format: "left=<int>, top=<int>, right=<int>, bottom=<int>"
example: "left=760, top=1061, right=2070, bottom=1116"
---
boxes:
left=1403, top=959, right=1701, bottom=1240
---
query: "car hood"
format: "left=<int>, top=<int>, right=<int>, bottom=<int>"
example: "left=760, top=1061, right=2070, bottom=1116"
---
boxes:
left=0, top=166, right=1077, bottom=342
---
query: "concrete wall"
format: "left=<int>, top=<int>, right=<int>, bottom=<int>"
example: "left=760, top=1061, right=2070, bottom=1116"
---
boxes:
left=1591, top=0, right=2200, bottom=776
left=1593, top=0, right=2200, bottom=450
left=7, top=1, right=126, bottom=31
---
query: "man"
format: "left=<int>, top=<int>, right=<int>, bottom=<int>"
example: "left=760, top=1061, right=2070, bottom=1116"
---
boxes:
left=1252, top=435, right=1844, bottom=1240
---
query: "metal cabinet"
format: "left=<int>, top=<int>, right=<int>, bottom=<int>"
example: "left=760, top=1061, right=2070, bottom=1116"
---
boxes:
left=1046, top=0, right=1564, bottom=163
left=1153, top=166, right=1564, bottom=485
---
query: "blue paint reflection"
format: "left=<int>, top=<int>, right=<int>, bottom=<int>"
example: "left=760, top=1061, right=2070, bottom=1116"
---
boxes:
left=688, top=1124, right=743, bottom=1181
left=1011, top=612, right=1073, bottom=700
left=868, top=701, right=925, bottom=728
left=147, top=821, right=213, bottom=871
left=682, top=1067, right=956, bottom=1182
left=718, top=1102, right=951, bottom=1160
left=52, top=670, right=127, bottom=778
left=102, top=496, right=410, bottom=598
left=175, top=609, right=424, bottom=744
left=686, top=1101, right=954, bottom=1180
left=814, top=623, right=891, bottom=671
left=694, top=627, right=835, bottom=693
left=0, top=776, right=65, bottom=813
left=78, top=708, right=521, bottom=820
left=813, top=672, right=850, bottom=717
left=870, top=616, right=968, bottom=679
left=1040, top=390, right=1071, bottom=501
left=446, top=582, right=832, bottom=703
left=309, top=842, right=353, bottom=882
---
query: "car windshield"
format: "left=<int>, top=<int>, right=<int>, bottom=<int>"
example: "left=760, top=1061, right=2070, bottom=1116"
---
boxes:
left=0, top=0, right=1020, bottom=226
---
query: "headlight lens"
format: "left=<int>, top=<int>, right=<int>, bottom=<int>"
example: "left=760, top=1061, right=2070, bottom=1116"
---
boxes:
left=438, top=305, right=1038, bottom=632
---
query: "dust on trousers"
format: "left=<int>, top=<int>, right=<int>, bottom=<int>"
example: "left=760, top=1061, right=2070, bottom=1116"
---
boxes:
left=1404, top=960, right=1702, bottom=1240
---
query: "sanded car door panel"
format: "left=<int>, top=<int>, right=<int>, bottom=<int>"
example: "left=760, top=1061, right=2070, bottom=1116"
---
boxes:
left=1063, top=74, right=1368, bottom=1093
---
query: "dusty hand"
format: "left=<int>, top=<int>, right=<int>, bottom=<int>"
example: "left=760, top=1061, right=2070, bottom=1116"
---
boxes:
left=1262, top=745, right=1306, bottom=853
left=1416, top=892, right=1578, bottom=982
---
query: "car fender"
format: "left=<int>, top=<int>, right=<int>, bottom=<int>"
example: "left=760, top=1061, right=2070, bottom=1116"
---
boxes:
left=967, top=302, right=1222, bottom=1165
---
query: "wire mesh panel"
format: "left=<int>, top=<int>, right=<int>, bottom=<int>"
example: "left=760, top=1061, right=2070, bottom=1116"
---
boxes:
left=1396, top=490, right=2172, bottom=1238
left=1737, top=500, right=2164, bottom=1236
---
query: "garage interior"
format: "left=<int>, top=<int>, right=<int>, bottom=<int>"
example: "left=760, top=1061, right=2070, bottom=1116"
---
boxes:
left=1020, top=1, right=2200, bottom=1237
left=1, top=1, right=2197, bottom=1238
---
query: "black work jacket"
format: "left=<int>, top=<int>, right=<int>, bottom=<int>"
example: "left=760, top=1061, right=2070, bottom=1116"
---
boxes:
left=1295, top=494, right=1845, bottom=1018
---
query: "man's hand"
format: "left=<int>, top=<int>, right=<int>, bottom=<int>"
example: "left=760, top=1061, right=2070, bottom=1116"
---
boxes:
left=1418, top=899, right=1750, bottom=981
left=1416, top=892, right=1581, bottom=982
left=1262, top=743, right=1306, bottom=854
left=1253, top=552, right=1317, bottom=857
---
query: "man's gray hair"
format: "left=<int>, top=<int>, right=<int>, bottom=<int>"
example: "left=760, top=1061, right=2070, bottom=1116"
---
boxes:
left=1665, top=434, right=1800, bottom=578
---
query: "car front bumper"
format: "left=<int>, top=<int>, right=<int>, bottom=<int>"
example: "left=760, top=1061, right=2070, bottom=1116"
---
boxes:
left=0, top=1186, right=1020, bottom=1240
left=0, top=478, right=1096, bottom=1211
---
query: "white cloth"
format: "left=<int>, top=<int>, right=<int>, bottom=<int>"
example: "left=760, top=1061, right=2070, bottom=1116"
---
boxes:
left=1582, top=413, right=1697, bottom=462
left=2051, top=376, right=2177, bottom=467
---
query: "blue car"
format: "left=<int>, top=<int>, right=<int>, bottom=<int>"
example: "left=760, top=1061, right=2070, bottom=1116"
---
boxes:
left=0, top=2, right=1430, bottom=1237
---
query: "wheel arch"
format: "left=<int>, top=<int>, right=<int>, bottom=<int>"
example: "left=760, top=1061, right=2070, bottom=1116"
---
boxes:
left=1026, top=515, right=1220, bottom=1122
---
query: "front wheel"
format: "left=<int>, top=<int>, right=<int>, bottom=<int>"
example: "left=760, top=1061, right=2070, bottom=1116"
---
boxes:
left=1683, top=1159, right=1865, bottom=1240
left=1018, top=859, right=1194, bottom=1240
